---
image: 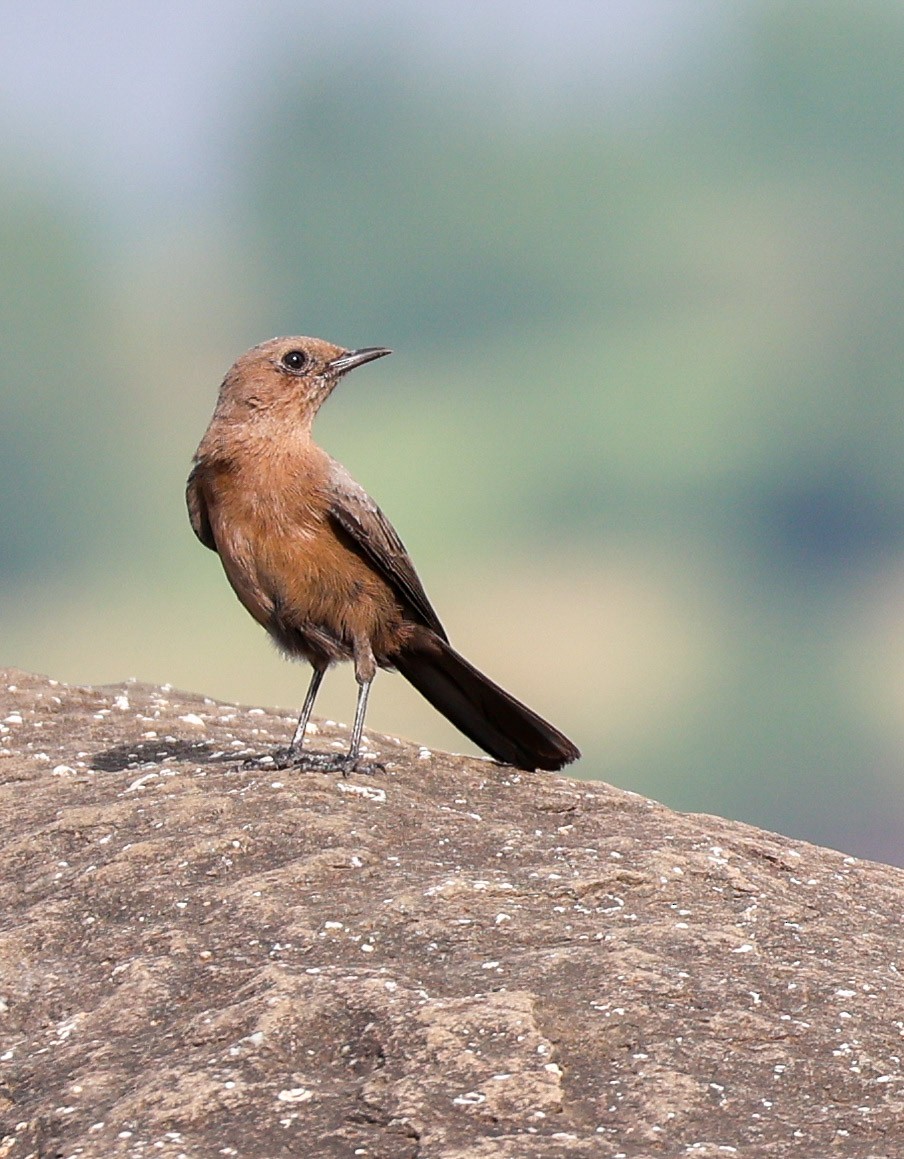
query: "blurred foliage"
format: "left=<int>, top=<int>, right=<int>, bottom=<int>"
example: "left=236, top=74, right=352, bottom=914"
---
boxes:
left=0, top=175, right=104, bottom=575
left=2, top=2, right=904, bottom=863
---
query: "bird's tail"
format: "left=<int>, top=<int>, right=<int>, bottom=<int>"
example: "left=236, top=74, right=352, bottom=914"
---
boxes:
left=394, top=630, right=580, bottom=772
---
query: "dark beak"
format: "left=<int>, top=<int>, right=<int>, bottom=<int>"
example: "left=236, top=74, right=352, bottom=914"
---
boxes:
left=329, top=347, right=392, bottom=375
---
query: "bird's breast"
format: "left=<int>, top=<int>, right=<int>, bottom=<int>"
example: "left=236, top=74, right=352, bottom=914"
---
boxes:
left=201, top=454, right=405, bottom=661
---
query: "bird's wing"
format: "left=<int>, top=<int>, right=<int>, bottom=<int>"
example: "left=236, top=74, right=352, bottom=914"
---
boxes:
left=186, top=462, right=218, bottom=551
left=326, top=459, right=448, bottom=641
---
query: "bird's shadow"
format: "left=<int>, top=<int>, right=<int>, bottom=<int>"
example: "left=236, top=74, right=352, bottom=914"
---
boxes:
left=90, top=737, right=253, bottom=773
left=89, top=737, right=359, bottom=774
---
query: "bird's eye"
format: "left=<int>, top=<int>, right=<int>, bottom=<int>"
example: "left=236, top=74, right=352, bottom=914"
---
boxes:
left=281, top=349, right=308, bottom=372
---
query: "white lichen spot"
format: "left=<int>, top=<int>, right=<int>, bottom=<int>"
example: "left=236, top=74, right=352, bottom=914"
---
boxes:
left=179, top=713, right=205, bottom=728
left=338, top=782, right=386, bottom=803
left=277, top=1087, right=312, bottom=1103
left=125, top=772, right=159, bottom=792
left=452, top=1091, right=486, bottom=1107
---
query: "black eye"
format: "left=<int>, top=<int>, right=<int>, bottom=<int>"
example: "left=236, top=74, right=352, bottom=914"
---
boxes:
left=281, top=349, right=308, bottom=372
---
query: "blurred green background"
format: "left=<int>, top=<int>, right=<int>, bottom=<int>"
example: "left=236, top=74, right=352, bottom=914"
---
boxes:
left=2, top=2, right=904, bottom=865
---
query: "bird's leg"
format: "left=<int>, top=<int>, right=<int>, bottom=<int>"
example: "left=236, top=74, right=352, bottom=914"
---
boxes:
left=346, top=676, right=372, bottom=761
left=289, top=665, right=326, bottom=752
left=334, top=641, right=383, bottom=775
left=252, top=665, right=328, bottom=769
left=273, top=647, right=382, bottom=775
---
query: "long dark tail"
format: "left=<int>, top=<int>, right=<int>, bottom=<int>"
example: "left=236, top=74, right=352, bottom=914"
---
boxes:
left=394, top=630, right=580, bottom=772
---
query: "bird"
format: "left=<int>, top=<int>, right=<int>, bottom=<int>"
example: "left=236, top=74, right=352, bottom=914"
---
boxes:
left=187, top=336, right=580, bottom=774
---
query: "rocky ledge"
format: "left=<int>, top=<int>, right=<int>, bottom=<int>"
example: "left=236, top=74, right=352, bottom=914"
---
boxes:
left=0, top=669, right=902, bottom=1158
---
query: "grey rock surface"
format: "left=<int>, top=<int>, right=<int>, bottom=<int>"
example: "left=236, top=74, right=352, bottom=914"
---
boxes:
left=0, top=668, right=902, bottom=1158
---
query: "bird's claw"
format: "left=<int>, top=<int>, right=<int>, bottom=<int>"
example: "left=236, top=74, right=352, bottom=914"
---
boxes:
left=333, top=754, right=385, bottom=777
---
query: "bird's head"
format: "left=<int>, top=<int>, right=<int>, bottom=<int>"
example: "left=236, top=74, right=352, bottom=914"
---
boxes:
left=214, top=336, right=391, bottom=427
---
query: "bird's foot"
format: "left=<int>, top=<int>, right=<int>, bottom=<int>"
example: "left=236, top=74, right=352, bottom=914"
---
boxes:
left=332, top=754, right=385, bottom=777
left=247, top=747, right=384, bottom=776
left=312, top=750, right=385, bottom=777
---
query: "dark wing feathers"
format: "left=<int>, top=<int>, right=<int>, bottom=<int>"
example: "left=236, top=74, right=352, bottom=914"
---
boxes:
left=186, top=463, right=217, bottom=551
left=326, top=459, right=448, bottom=640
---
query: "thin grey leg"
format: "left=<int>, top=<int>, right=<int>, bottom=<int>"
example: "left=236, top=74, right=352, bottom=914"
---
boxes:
left=346, top=678, right=372, bottom=760
left=290, top=667, right=326, bottom=751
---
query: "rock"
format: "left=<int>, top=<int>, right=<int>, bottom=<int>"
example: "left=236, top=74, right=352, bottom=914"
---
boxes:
left=0, top=667, right=902, bottom=1158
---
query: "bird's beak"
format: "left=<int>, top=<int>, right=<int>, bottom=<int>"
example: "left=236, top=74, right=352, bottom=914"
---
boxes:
left=329, top=347, right=392, bottom=375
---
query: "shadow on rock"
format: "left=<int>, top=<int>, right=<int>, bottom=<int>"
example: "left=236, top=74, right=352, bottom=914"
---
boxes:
left=89, top=738, right=252, bottom=772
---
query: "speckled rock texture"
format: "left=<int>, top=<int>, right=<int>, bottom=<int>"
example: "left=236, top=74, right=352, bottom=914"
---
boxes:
left=0, top=668, right=902, bottom=1159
